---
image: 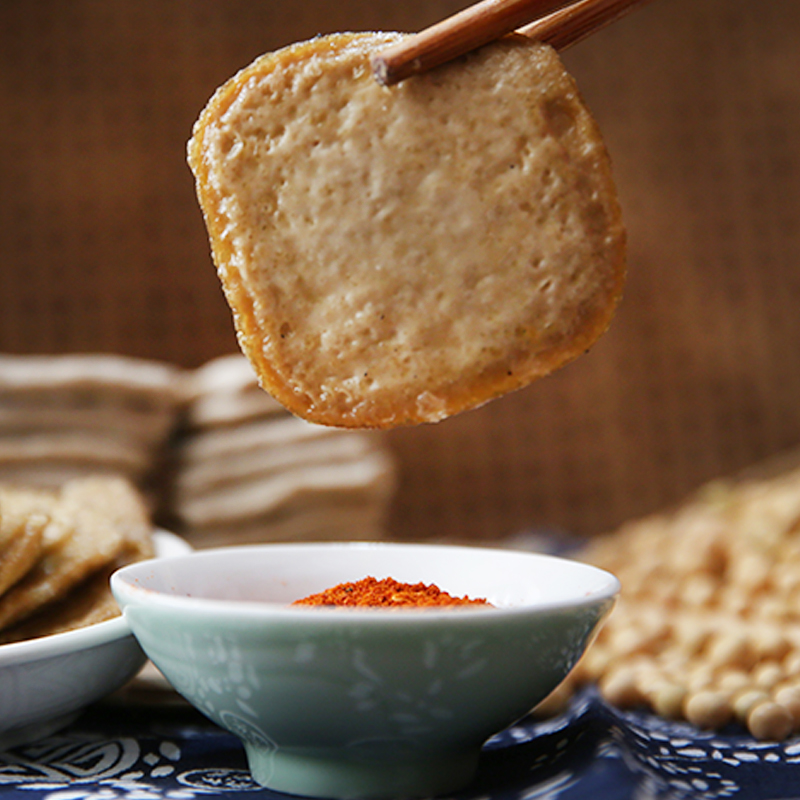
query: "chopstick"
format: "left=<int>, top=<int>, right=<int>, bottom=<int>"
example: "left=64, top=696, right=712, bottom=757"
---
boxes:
left=517, top=0, right=650, bottom=50
left=371, top=0, right=650, bottom=86
left=371, top=0, right=574, bottom=87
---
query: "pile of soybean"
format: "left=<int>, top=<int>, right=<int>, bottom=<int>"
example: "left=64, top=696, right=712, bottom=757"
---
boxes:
left=557, top=461, right=800, bottom=740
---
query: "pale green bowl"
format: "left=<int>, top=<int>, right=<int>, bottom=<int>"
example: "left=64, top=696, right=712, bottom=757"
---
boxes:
left=111, top=542, right=618, bottom=799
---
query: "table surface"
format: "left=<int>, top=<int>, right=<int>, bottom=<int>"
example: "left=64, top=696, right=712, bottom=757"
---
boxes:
left=0, top=684, right=797, bottom=800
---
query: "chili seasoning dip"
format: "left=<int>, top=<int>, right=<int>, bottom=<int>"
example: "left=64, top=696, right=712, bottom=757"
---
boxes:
left=292, top=576, right=492, bottom=608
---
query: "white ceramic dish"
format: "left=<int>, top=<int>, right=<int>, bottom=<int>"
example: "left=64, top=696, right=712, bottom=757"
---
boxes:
left=112, top=541, right=619, bottom=799
left=0, top=529, right=192, bottom=750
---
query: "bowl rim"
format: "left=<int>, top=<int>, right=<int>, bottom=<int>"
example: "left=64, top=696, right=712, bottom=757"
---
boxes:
left=111, top=541, right=620, bottom=623
left=0, top=614, right=132, bottom=666
left=0, top=529, right=191, bottom=666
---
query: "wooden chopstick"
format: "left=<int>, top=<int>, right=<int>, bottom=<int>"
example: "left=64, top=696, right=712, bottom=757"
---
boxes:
left=371, top=0, right=576, bottom=87
left=371, top=0, right=649, bottom=86
left=517, top=0, right=650, bottom=50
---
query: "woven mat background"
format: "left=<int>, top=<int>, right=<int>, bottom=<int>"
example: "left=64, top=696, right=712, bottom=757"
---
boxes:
left=1, top=0, right=799, bottom=542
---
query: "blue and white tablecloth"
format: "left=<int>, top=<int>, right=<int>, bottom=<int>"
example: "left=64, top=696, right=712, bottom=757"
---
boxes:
left=1, top=686, right=799, bottom=800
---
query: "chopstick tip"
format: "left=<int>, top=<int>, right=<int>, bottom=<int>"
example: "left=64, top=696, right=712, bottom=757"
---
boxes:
left=370, top=54, right=392, bottom=87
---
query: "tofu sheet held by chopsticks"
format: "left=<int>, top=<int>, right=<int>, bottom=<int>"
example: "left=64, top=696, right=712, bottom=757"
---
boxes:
left=188, top=32, right=626, bottom=429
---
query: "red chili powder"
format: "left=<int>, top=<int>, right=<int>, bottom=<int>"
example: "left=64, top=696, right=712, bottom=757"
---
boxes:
left=291, top=576, right=492, bottom=608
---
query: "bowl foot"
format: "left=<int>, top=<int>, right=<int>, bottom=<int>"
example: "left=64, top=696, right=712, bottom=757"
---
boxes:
left=244, top=743, right=480, bottom=799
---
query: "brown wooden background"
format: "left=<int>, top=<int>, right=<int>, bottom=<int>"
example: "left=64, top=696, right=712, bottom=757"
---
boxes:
left=1, top=0, right=799, bottom=542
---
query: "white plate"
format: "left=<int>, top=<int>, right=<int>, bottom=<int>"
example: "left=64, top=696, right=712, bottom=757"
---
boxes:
left=0, top=529, right=192, bottom=749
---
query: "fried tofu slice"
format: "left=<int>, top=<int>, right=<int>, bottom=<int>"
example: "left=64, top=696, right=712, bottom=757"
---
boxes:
left=0, top=487, right=54, bottom=596
left=188, top=32, right=626, bottom=429
left=0, top=476, right=151, bottom=633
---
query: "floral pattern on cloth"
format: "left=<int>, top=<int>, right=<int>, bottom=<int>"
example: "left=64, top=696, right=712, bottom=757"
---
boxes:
left=2, top=687, right=800, bottom=800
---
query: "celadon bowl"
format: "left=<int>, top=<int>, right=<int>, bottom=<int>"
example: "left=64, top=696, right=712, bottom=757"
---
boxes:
left=111, top=542, right=618, bottom=799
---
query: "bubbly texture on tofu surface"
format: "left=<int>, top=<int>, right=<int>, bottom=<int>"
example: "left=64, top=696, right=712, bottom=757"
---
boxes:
left=188, top=32, right=626, bottom=429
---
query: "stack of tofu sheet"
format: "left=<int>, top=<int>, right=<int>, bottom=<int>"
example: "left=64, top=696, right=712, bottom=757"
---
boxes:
left=173, top=354, right=396, bottom=547
left=0, top=354, right=185, bottom=493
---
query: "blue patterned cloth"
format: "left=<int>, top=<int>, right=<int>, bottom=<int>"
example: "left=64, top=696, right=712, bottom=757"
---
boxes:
left=1, top=686, right=799, bottom=800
